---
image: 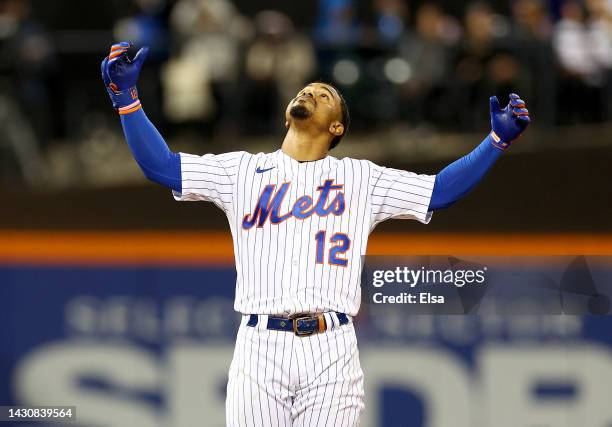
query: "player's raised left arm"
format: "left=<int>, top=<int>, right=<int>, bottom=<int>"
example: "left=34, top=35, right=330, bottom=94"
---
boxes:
left=428, top=94, right=531, bottom=210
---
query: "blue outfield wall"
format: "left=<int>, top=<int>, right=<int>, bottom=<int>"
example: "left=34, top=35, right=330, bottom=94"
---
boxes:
left=1, top=265, right=611, bottom=427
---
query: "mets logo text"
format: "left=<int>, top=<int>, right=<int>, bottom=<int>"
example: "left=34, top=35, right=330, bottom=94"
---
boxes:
left=242, top=180, right=345, bottom=229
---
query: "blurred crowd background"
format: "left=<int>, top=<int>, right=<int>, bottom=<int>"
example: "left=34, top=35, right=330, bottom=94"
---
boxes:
left=0, top=0, right=610, bottom=233
left=2, top=0, right=612, bottom=185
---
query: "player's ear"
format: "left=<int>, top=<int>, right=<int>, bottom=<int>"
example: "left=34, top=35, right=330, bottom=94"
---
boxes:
left=329, top=121, right=344, bottom=137
left=285, top=104, right=291, bottom=129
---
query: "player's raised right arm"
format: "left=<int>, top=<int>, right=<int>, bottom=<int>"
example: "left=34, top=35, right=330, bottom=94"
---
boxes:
left=100, top=42, right=182, bottom=192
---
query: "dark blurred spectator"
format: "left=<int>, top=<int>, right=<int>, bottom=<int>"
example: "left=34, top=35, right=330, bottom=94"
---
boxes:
left=452, top=2, right=523, bottom=130
left=585, top=0, right=612, bottom=119
left=242, top=10, right=316, bottom=135
left=586, top=0, right=612, bottom=68
left=114, top=0, right=168, bottom=56
left=553, top=0, right=605, bottom=123
left=397, top=3, right=459, bottom=126
left=114, top=0, right=169, bottom=127
left=165, top=0, right=250, bottom=137
left=314, top=0, right=361, bottom=47
left=372, top=0, right=408, bottom=46
left=0, top=0, right=56, bottom=146
left=511, top=0, right=556, bottom=127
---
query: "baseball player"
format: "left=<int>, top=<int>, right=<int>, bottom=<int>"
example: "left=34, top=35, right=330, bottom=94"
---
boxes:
left=101, top=42, right=530, bottom=426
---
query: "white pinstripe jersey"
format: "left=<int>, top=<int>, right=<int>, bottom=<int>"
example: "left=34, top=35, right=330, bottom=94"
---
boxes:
left=173, top=149, right=435, bottom=316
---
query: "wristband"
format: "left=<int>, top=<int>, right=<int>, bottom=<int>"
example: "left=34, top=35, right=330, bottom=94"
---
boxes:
left=490, top=131, right=510, bottom=151
left=118, top=99, right=142, bottom=115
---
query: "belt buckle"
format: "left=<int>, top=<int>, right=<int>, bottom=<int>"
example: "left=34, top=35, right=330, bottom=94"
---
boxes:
left=291, top=314, right=316, bottom=337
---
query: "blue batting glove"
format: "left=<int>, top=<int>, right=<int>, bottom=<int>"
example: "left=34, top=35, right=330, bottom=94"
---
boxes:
left=489, top=93, right=531, bottom=151
left=100, top=41, right=149, bottom=114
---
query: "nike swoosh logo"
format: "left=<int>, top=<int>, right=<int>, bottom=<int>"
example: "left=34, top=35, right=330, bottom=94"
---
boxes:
left=256, top=166, right=276, bottom=173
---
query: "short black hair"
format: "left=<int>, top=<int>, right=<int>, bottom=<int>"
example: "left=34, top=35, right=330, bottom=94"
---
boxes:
left=329, top=85, right=350, bottom=150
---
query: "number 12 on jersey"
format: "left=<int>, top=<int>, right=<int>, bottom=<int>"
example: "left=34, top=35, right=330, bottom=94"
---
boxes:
left=315, top=231, right=350, bottom=266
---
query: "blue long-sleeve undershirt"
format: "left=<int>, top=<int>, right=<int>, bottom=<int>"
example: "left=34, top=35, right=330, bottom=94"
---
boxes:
left=428, top=134, right=503, bottom=210
left=120, top=108, right=182, bottom=193
left=120, top=108, right=503, bottom=211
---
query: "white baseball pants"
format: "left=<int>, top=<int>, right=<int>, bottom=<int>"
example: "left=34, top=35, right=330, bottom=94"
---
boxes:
left=226, top=314, right=365, bottom=426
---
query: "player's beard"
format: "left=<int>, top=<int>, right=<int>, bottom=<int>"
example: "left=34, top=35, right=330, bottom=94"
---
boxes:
left=289, top=104, right=312, bottom=120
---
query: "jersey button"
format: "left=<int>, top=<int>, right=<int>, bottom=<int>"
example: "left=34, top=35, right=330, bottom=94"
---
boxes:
left=292, top=259, right=298, bottom=266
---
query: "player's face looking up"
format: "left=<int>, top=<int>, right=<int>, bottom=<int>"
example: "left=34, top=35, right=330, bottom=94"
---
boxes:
left=285, top=83, right=345, bottom=148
